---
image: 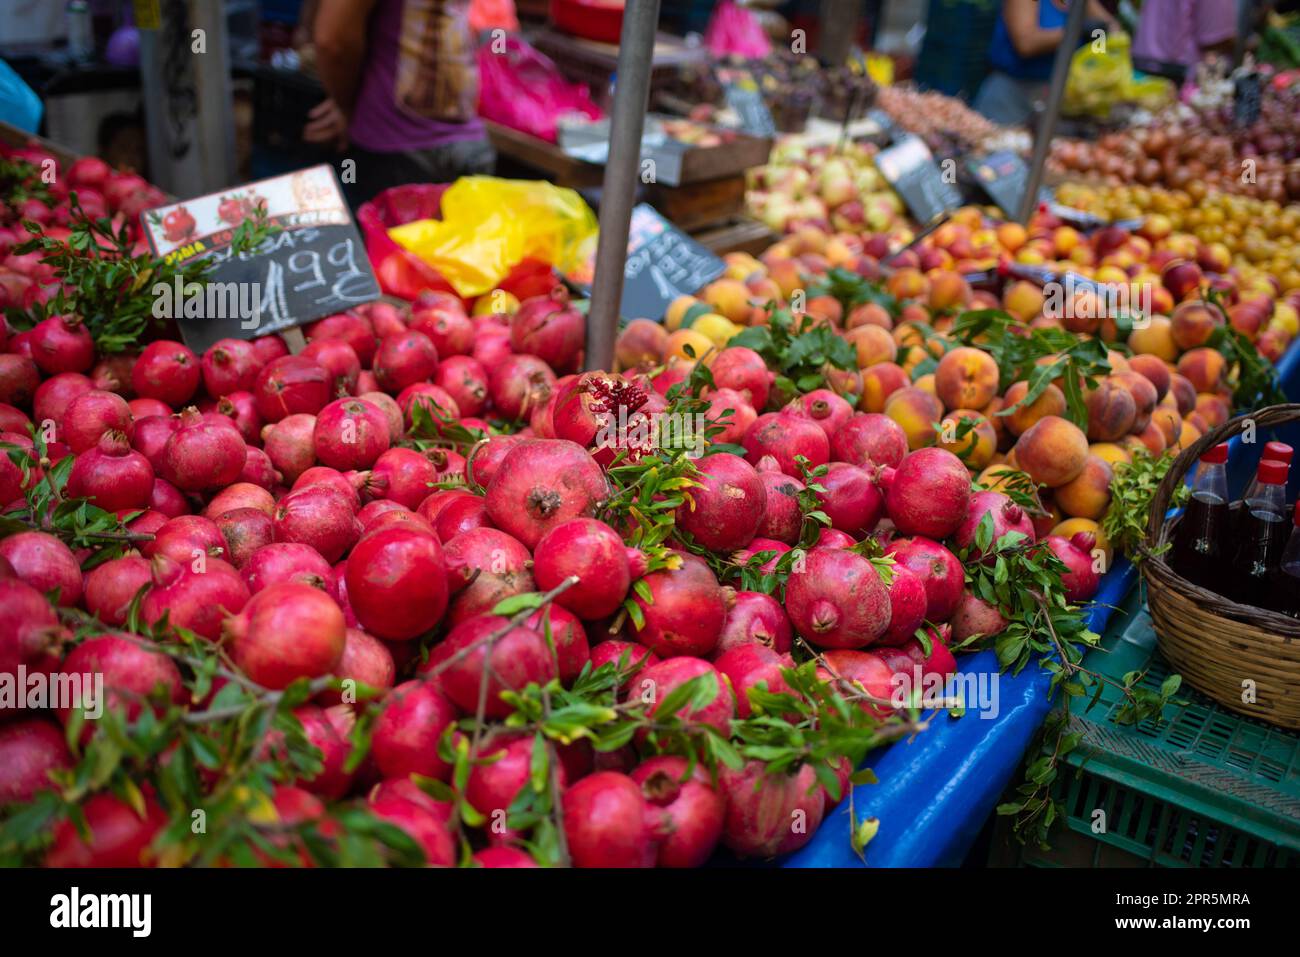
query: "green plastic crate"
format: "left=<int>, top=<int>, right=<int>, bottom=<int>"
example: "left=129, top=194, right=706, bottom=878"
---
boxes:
left=996, top=586, right=1300, bottom=868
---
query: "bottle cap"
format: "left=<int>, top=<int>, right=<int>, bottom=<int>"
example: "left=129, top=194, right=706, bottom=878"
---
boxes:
left=1263, top=441, right=1294, bottom=464
left=1259, top=459, right=1289, bottom=485
left=1200, top=442, right=1229, bottom=464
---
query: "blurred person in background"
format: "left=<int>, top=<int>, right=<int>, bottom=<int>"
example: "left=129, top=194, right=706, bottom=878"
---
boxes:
left=973, top=0, right=1120, bottom=126
left=1131, top=0, right=1237, bottom=82
left=303, top=0, right=493, bottom=207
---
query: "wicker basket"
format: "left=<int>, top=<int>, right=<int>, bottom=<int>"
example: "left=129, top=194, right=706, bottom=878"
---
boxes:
left=1140, top=403, right=1300, bottom=730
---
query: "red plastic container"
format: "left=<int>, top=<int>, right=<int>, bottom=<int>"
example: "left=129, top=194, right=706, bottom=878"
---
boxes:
left=550, top=0, right=625, bottom=44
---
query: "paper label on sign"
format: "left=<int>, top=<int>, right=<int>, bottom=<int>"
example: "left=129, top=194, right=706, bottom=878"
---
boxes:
left=141, top=165, right=380, bottom=353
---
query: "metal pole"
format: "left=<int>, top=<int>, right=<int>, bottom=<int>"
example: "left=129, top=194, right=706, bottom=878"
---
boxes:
left=819, top=0, right=859, bottom=66
left=1233, top=0, right=1254, bottom=67
left=137, top=0, right=236, bottom=197
left=1017, top=0, right=1089, bottom=224
left=585, top=0, right=662, bottom=372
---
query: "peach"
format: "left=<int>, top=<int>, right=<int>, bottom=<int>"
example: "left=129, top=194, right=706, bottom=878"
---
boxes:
left=1051, top=517, right=1112, bottom=570
left=666, top=295, right=703, bottom=330
left=913, top=373, right=937, bottom=397
left=1089, top=442, right=1131, bottom=469
left=746, top=276, right=782, bottom=304
left=846, top=302, right=892, bottom=330
left=982, top=395, right=1008, bottom=447
left=1168, top=374, right=1197, bottom=415
left=848, top=324, right=898, bottom=369
left=1126, top=353, right=1170, bottom=400
left=934, top=347, right=1000, bottom=411
left=859, top=362, right=910, bottom=413
left=928, top=271, right=971, bottom=311
left=1132, top=420, right=1168, bottom=456
left=1054, top=455, right=1114, bottom=520
left=1083, top=378, right=1137, bottom=441
left=1014, top=415, right=1089, bottom=488
left=897, top=302, right=931, bottom=327
left=703, top=279, right=756, bottom=325
left=792, top=225, right=828, bottom=255
left=615, top=318, right=669, bottom=372
left=886, top=268, right=928, bottom=301
left=806, top=294, right=843, bottom=326
left=937, top=409, right=996, bottom=469
left=1170, top=300, right=1225, bottom=351
left=996, top=222, right=1027, bottom=252
left=1113, top=371, right=1158, bottom=432
left=1175, top=348, right=1226, bottom=394
left=1176, top=419, right=1202, bottom=450
left=1127, top=315, right=1178, bottom=361
left=976, top=463, right=1025, bottom=493
left=1001, top=380, right=1067, bottom=437
left=884, top=387, right=944, bottom=450
left=1193, top=393, right=1230, bottom=429
left=768, top=259, right=803, bottom=299
left=1002, top=281, right=1045, bottom=322
left=665, top=328, right=714, bottom=362
left=1149, top=406, right=1182, bottom=449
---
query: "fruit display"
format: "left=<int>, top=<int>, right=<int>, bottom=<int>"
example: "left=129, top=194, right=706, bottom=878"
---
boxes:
left=626, top=204, right=1297, bottom=552
left=1053, top=182, right=1300, bottom=296
left=745, top=138, right=910, bottom=240
left=661, top=52, right=877, bottom=133
left=873, top=85, right=1023, bottom=158
left=0, top=138, right=1127, bottom=870
left=1048, top=76, right=1300, bottom=202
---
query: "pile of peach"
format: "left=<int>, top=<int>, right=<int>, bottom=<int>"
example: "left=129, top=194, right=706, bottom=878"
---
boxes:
left=614, top=207, right=1300, bottom=560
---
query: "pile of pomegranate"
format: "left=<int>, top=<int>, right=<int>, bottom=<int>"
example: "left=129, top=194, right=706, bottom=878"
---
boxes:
left=0, top=145, right=1108, bottom=870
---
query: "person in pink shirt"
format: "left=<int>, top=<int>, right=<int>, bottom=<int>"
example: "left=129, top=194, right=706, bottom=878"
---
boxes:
left=1132, top=0, right=1238, bottom=81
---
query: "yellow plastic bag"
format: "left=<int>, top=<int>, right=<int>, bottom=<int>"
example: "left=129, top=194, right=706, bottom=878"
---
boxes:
left=388, top=176, right=598, bottom=297
left=1063, top=32, right=1174, bottom=118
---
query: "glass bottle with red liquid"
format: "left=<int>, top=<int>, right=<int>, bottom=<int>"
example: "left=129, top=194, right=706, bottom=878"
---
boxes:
left=1272, top=502, right=1300, bottom=618
left=1229, top=459, right=1290, bottom=607
left=1171, top=442, right=1229, bottom=589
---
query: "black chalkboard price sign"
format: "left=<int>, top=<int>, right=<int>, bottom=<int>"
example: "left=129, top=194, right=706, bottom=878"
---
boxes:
left=141, top=164, right=380, bottom=353
left=874, top=135, right=962, bottom=224
left=967, top=150, right=1032, bottom=219
left=1233, top=70, right=1262, bottom=128
left=718, top=68, right=776, bottom=138
left=571, top=204, right=725, bottom=322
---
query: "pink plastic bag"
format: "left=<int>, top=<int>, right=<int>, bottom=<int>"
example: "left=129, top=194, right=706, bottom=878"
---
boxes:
left=477, top=35, right=602, bottom=143
left=705, top=2, right=772, bottom=59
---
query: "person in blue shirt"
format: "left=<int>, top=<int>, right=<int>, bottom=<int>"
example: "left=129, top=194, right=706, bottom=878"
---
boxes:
left=972, top=0, right=1119, bottom=126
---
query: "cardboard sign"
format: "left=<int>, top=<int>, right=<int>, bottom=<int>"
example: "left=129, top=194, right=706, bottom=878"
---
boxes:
left=968, top=150, right=1033, bottom=219
left=141, top=165, right=380, bottom=353
left=571, top=204, right=725, bottom=322
left=874, top=135, right=961, bottom=224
